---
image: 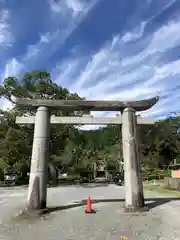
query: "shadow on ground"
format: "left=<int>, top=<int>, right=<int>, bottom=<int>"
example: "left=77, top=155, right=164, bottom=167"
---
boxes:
left=45, top=197, right=180, bottom=214
left=78, top=183, right=110, bottom=188
left=0, top=182, right=112, bottom=189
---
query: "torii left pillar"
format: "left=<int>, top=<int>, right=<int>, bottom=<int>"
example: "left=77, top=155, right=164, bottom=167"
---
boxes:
left=122, top=107, right=147, bottom=212
left=26, top=106, right=50, bottom=211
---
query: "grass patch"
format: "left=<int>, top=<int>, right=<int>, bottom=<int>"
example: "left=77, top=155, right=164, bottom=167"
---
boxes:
left=143, top=182, right=180, bottom=197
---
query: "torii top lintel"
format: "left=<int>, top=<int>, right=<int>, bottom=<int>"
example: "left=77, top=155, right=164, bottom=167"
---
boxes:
left=13, top=96, right=159, bottom=112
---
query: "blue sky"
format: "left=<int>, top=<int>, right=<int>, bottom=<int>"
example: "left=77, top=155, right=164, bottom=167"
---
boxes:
left=0, top=0, right=180, bottom=129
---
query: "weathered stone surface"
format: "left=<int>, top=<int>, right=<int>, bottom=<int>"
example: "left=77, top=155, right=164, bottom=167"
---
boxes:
left=16, top=115, right=157, bottom=125
left=124, top=205, right=149, bottom=213
left=13, top=96, right=159, bottom=111
left=122, top=107, right=145, bottom=210
left=28, top=176, right=40, bottom=210
left=27, top=106, right=50, bottom=210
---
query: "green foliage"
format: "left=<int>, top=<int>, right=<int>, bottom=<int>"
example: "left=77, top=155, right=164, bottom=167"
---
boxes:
left=0, top=69, right=179, bottom=182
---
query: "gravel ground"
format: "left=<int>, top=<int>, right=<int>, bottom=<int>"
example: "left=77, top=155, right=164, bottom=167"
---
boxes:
left=0, top=184, right=180, bottom=240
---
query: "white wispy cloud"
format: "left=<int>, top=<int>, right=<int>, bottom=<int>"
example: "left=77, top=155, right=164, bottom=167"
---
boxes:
left=121, top=0, right=178, bottom=44
left=121, top=21, right=147, bottom=43
left=71, top=18, right=180, bottom=96
left=24, top=31, right=59, bottom=60
left=53, top=10, right=180, bottom=129
left=68, top=17, right=180, bottom=95
left=49, top=0, right=88, bottom=17
left=1, top=0, right=180, bottom=131
left=1, top=58, right=23, bottom=80
left=52, top=54, right=86, bottom=84
left=0, top=0, right=98, bottom=112
left=29, top=0, right=98, bottom=62
left=2, top=0, right=98, bottom=78
left=0, top=9, right=13, bottom=47
left=0, top=58, right=23, bottom=111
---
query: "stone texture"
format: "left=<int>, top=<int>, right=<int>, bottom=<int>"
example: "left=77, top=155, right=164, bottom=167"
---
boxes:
left=27, top=106, right=50, bottom=210
left=16, top=115, right=156, bottom=125
left=13, top=96, right=159, bottom=111
left=122, top=107, right=145, bottom=210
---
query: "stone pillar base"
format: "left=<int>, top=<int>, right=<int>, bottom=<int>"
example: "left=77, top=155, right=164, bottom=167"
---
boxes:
left=124, top=205, right=149, bottom=213
left=19, top=206, right=49, bottom=219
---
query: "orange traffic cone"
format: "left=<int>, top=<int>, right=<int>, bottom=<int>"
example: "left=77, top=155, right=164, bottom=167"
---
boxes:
left=85, top=196, right=96, bottom=214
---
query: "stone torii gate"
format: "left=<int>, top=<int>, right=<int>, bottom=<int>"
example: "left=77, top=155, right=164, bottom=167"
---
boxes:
left=15, top=96, right=159, bottom=213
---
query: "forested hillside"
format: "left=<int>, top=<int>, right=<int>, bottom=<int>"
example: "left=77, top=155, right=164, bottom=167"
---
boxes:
left=0, top=70, right=180, bottom=181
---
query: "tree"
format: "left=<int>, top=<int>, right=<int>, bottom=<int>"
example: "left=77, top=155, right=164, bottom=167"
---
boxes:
left=0, top=70, right=85, bottom=181
left=1, top=69, right=180, bottom=182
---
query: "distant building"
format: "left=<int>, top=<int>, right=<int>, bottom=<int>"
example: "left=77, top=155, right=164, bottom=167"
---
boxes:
left=164, top=163, right=180, bottom=191
left=168, top=163, right=180, bottom=178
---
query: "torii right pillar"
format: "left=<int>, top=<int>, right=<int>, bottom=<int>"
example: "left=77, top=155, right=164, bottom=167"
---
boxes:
left=122, top=105, right=156, bottom=212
